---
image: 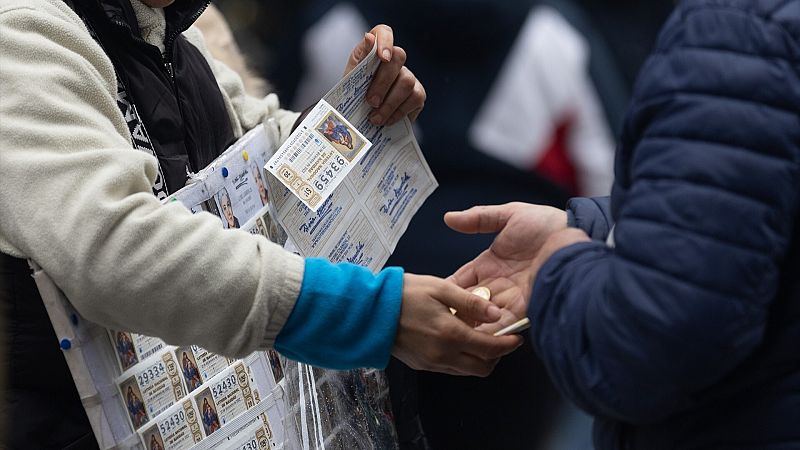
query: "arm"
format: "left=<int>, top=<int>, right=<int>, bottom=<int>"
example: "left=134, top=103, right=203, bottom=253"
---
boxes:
left=529, top=5, right=800, bottom=423
left=276, top=259, right=519, bottom=375
left=0, top=2, right=303, bottom=357
left=565, top=196, right=612, bottom=241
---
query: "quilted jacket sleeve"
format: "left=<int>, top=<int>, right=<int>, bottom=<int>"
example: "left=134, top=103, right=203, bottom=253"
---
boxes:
left=529, top=2, right=800, bottom=424
left=566, top=196, right=613, bottom=241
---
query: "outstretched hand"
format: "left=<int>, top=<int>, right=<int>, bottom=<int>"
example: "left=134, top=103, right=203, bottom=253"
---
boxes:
left=392, top=274, right=522, bottom=377
left=344, top=25, right=425, bottom=126
left=445, top=203, right=569, bottom=329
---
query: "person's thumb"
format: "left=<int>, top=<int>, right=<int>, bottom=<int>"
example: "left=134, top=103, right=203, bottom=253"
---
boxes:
left=437, top=282, right=502, bottom=324
left=444, top=203, right=517, bottom=235
left=344, top=32, right=376, bottom=75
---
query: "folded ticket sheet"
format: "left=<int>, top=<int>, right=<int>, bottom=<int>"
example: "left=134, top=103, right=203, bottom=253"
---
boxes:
left=267, top=43, right=437, bottom=271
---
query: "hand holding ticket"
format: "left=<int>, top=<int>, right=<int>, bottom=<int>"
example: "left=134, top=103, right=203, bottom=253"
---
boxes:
left=266, top=100, right=372, bottom=211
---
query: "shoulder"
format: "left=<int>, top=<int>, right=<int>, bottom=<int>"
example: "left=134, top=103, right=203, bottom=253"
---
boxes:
left=629, top=0, right=800, bottom=109
left=655, top=0, right=800, bottom=58
left=0, top=0, right=118, bottom=105
left=1, top=0, right=83, bottom=28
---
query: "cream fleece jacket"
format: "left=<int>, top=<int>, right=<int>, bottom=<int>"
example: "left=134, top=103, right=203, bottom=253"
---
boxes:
left=0, top=0, right=306, bottom=357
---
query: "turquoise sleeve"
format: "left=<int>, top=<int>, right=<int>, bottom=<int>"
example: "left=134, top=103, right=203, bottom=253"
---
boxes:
left=274, top=258, right=404, bottom=369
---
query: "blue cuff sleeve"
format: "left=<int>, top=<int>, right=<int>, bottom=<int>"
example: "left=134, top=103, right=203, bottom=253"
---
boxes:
left=565, top=196, right=613, bottom=241
left=274, top=258, right=404, bottom=370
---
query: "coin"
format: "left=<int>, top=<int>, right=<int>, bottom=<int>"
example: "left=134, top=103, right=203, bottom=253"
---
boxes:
left=471, top=286, right=491, bottom=301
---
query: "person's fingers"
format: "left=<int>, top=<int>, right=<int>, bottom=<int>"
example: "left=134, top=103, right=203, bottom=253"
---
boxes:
left=365, top=46, right=406, bottom=109
left=474, top=308, right=520, bottom=335
left=344, top=32, right=376, bottom=75
left=408, top=106, right=423, bottom=123
left=382, top=76, right=426, bottom=126
left=369, top=63, right=414, bottom=125
left=444, top=203, right=520, bottom=235
left=447, top=260, right=479, bottom=289
left=459, top=325, right=523, bottom=361
left=370, top=24, right=394, bottom=62
left=436, top=281, right=502, bottom=324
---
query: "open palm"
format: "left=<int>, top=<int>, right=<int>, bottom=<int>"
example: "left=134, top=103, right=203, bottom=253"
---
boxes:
left=445, top=203, right=568, bottom=328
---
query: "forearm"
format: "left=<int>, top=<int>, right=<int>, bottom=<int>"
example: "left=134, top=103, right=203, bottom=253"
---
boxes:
left=275, top=259, right=403, bottom=369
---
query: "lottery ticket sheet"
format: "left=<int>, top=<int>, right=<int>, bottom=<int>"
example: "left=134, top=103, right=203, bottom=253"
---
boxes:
left=266, top=43, right=437, bottom=271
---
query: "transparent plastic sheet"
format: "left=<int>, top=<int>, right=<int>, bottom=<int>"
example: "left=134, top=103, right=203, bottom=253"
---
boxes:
left=262, top=125, right=400, bottom=450
left=279, top=360, right=398, bottom=450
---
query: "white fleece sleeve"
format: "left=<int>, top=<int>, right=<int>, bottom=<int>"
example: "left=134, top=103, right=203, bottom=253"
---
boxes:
left=0, top=0, right=304, bottom=357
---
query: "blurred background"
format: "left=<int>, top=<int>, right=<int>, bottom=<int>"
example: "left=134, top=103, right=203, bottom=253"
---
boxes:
left=203, top=0, right=678, bottom=449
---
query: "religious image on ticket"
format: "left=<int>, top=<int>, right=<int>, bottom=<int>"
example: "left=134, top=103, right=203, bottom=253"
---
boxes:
left=195, top=388, right=222, bottom=437
left=316, top=110, right=367, bottom=161
left=175, top=347, right=202, bottom=393
left=141, top=425, right=166, bottom=450
left=267, top=350, right=284, bottom=384
left=120, top=376, right=149, bottom=429
left=109, top=329, right=165, bottom=372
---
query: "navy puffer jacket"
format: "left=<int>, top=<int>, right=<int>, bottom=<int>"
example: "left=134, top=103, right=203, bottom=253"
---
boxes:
left=529, top=1, right=800, bottom=448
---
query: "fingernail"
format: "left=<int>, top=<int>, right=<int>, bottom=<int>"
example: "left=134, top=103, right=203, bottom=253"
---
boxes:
left=370, top=113, right=383, bottom=125
left=487, top=305, right=501, bottom=321
left=369, top=95, right=381, bottom=108
left=382, top=49, right=391, bottom=61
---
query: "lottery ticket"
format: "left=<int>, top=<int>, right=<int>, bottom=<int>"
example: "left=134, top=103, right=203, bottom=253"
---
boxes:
left=108, top=329, right=165, bottom=372
left=193, top=362, right=260, bottom=437
left=117, top=349, right=185, bottom=430
left=173, top=345, right=234, bottom=394
left=139, top=399, right=203, bottom=450
left=266, top=100, right=372, bottom=211
left=208, top=412, right=277, bottom=450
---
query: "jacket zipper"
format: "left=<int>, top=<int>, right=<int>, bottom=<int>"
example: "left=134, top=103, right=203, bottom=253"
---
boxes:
left=162, top=0, right=211, bottom=75
left=160, top=0, right=211, bottom=175
left=109, top=1, right=212, bottom=175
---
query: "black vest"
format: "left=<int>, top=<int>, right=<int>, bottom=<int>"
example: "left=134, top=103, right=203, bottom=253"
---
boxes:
left=1, top=0, right=235, bottom=447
